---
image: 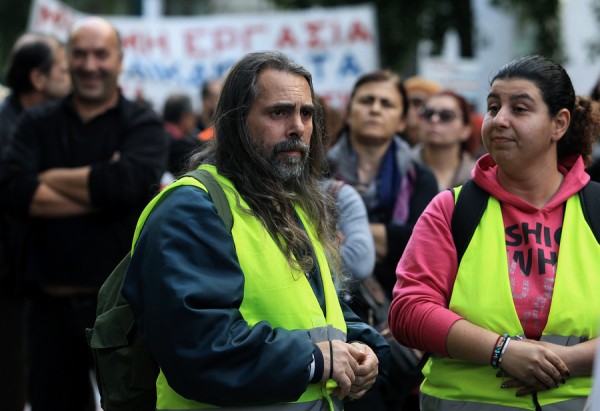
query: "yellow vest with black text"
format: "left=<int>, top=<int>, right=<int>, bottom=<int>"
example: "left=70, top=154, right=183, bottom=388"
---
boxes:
left=134, top=165, right=347, bottom=410
left=421, top=189, right=600, bottom=409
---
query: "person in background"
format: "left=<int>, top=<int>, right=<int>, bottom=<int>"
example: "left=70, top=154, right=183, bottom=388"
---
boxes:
left=390, top=55, right=599, bottom=410
left=323, top=178, right=375, bottom=290
left=123, top=51, right=389, bottom=411
left=0, top=32, right=71, bottom=147
left=196, top=77, right=223, bottom=139
left=0, top=31, right=71, bottom=411
left=327, top=70, right=438, bottom=411
left=0, top=17, right=167, bottom=411
left=328, top=70, right=438, bottom=300
left=411, top=90, right=476, bottom=191
left=402, top=75, right=442, bottom=147
left=585, top=75, right=600, bottom=182
left=162, top=93, right=202, bottom=177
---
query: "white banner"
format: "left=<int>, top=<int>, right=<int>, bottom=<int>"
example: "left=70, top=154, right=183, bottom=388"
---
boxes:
left=28, top=0, right=379, bottom=111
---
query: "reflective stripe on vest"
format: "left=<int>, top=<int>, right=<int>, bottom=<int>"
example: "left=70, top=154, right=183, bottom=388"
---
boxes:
left=150, top=165, right=347, bottom=410
left=420, top=392, right=587, bottom=411
left=159, top=398, right=342, bottom=411
left=421, top=189, right=599, bottom=408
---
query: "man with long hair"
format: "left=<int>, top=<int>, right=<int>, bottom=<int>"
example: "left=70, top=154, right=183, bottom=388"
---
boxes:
left=123, top=51, right=389, bottom=410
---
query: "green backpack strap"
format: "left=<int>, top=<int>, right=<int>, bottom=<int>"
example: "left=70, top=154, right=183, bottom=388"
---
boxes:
left=181, top=168, right=233, bottom=232
left=87, top=168, right=233, bottom=411
left=579, top=180, right=600, bottom=244
left=450, top=179, right=490, bottom=265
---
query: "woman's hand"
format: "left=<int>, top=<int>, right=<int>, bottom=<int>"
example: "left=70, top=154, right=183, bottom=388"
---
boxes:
left=498, top=339, right=570, bottom=396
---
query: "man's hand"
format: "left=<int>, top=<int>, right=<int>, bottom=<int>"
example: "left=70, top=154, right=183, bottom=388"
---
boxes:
left=347, top=342, right=379, bottom=399
left=316, top=340, right=364, bottom=400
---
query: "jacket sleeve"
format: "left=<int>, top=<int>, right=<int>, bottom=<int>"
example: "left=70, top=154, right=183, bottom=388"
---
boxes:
left=388, top=190, right=464, bottom=356
left=0, top=109, right=43, bottom=214
left=384, top=163, right=438, bottom=266
left=337, top=183, right=375, bottom=282
left=88, top=105, right=168, bottom=210
left=122, top=186, right=317, bottom=406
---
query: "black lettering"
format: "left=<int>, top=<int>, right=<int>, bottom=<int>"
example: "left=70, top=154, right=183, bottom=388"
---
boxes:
left=543, top=226, right=552, bottom=247
left=522, top=222, right=542, bottom=245
left=505, top=224, right=522, bottom=246
left=554, top=227, right=562, bottom=245
left=537, top=248, right=557, bottom=275
left=513, top=249, right=532, bottom=276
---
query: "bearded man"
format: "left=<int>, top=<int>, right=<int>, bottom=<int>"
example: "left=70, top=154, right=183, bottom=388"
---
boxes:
left=123, top=51, right=389, bottom=411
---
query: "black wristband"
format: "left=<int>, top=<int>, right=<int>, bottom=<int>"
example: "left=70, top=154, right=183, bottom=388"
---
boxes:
left=328, top=340, right=333, bottom=380
left=309, top=347, right=324, bottom=383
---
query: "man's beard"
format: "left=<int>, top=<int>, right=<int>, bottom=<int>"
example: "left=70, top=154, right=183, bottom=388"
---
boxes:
left=256, top=138, right=310, bottom=183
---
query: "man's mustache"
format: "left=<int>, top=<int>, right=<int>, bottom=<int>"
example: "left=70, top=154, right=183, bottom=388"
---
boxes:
left=272, top=139, right=309, bottom=156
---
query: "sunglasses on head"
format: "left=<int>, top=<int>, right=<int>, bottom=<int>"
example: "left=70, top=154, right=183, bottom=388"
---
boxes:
left=420, top=108, right=458, bottom=123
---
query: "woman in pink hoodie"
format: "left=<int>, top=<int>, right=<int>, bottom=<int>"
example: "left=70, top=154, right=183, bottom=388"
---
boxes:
left=389, top=55, right=600, bottom=410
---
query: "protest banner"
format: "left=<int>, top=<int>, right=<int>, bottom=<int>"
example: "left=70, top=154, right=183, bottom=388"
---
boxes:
left=29, top=0, right=379, bottom=110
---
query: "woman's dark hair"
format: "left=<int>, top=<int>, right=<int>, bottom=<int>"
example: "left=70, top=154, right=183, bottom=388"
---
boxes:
left=491, top=55, right=600, bottom=165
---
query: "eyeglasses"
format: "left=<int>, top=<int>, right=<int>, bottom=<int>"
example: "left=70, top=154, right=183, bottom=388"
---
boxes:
left=420, top=108, right=458, bottom=123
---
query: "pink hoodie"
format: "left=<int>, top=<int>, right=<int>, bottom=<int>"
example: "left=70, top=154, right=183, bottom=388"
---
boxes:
left=389, top=153, right=589, bottom=356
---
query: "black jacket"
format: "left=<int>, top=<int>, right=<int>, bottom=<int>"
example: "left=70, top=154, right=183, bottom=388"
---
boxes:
left=0, top=94, right=168, bottom=288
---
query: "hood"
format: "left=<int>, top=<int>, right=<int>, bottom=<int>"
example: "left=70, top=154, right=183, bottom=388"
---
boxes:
left=472, top=153, right=590, bottom=213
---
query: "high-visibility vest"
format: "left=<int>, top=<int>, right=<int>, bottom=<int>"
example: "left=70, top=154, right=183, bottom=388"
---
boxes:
left=140, top=165, right=347, bottom=410
left=421, top=189, right=599, bottom=410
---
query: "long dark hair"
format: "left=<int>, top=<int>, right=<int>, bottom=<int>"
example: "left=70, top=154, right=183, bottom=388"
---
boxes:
left=491, top=55, right=600, bottom=165
left=188, top=51, right=339, bottom=274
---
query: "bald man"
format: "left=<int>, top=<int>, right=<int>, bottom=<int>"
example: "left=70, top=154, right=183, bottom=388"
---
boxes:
left=0, top=17, right=168, bottom=411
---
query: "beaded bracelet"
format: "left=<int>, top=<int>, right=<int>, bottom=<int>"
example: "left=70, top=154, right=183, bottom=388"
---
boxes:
left=491, top=333, right=509, bottom=368
left=497, top=337, right=512, bottom=367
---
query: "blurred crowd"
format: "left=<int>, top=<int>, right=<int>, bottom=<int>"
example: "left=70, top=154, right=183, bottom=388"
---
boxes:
left=1, top=15, right=600, bottom=411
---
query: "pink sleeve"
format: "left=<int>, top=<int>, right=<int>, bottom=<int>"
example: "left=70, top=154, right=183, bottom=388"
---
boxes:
left=388, top=190, right=464, bottom=356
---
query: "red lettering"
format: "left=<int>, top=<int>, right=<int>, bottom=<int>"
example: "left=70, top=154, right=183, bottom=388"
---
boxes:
left=184, top=28, right=208, bottom=58
left=121, top=33, right=169, bottom=54
left=276, top=27, right=298, bottom=49
left=348, top=21, right=372, bottom=43
left=306, top=22, right=324, bottom=48
left=214, top=28, right=235, bottom=51
left=38, top=5, right=75, bottom=29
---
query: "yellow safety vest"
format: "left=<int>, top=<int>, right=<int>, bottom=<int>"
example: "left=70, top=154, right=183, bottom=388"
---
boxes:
left=133, top=165, right=347, bottom=410
left=421, top=188, right=599, bottom=409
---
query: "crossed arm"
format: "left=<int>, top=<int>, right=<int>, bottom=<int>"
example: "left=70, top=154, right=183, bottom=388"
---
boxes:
left=31, top=166, right=95, bottom=217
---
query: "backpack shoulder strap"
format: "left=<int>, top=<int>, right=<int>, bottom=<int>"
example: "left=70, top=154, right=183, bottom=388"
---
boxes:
left=182, top=168, right=233, bottom=232
left=451, top=179, right=490, bottom=265
left=579, top=180, right=600, bottom=244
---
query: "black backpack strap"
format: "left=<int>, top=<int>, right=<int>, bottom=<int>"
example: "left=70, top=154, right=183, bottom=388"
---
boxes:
left=579, top=180, right=600, bottom=244
left=451, top=179, right=490, bottom=265
left=182, top=169, right=233, bottom=232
